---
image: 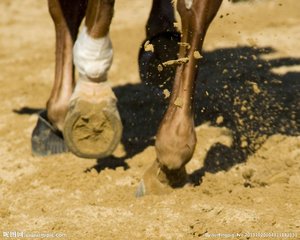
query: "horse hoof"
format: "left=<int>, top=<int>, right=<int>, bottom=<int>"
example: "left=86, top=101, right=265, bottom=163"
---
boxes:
left=138, top=31, right=180, bottom=89
left=63, top=92, right=123, bottom=159
left=31, top=110, right=69, bottom=156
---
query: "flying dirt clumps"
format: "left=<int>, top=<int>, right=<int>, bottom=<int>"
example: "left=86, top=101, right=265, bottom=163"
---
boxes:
left=246, top=81, right=261, bottom=94
left=163, top=89, right=171, bottom=99
left=158, top=58, right=189, bottom=72
left=193, top=51, right=202, bottom=59
left=157, top=49, right=202, bottom=73
left=144, top=40, right=154, bottom=52
left=216, top=115, right=224, bottom=125
left=174, top=97, right=183, bottom=107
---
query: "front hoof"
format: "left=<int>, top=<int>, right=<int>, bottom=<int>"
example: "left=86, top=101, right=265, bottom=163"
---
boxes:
left=31, top=110, right=69, bottom=156
left=63, top=97, right=122, bottom=159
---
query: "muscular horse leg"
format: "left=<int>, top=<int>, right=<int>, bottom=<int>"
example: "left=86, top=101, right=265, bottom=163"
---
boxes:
left=138, top=0, right=222, bottom=196
left=63, top=0, right=123, bottom=158
left=47, top=0, right=87, bottom=131
left=31, top=0, right=87, bottom=156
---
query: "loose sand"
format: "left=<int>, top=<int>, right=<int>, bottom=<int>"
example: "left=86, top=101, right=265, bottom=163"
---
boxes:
left=0, top=0, right=299, bottom=239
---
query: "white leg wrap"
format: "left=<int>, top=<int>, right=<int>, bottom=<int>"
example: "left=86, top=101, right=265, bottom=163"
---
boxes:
left=73, top=26, right=113, bottom=82
left=185, top=0, right=193, bottom=9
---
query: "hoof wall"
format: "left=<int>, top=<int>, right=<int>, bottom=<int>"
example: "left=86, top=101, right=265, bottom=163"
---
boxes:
left=31, top=111, right=69, bottom=156
left=63, top=99, right=123, bottom=159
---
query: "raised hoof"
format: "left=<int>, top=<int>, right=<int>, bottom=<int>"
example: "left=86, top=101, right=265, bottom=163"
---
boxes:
left=138, top=31, right=180, bottom=90
left=63, top=98, right=123, bottom=159
left=31, top=110, right=69, bottom=156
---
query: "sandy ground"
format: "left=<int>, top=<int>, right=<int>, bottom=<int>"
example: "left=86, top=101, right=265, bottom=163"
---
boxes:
left=0, top=0, right=300, bottom=239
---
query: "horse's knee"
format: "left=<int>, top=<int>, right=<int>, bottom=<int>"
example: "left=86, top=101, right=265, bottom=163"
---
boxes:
left=73, top=26, right=113, bottom=82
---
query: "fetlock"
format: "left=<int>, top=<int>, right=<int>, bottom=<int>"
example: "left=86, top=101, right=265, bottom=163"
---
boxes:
left=46, top=100, right=69, bottom=132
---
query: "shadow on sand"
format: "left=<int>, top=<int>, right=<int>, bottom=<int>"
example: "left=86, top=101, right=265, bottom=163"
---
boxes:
left=14, top=46, right=300, bottom=182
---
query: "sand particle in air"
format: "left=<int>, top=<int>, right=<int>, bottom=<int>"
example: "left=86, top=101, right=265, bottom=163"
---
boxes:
left=193, top=51, right=202, bottom=59
left=252, top=83, right=261, bottom=94
left=222, top=69, right=228, bottom=74
left=163, top=89, right=171, bottom=99
left=174, top=97, right=183, bottom=107
left=216, top=116, right=224, bottom=125
left=162, top=58, right=189, bottom=67
left=157, top=64, right=163, bottom=72
left=144, top=40, right=154, bottom=52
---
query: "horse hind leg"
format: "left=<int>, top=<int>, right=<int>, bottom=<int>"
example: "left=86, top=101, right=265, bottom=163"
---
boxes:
left=139, top=0, right=181, bottom=90
left=32, top=0, right=87, bottom=156
left=63, top=0, right=123, bottom=159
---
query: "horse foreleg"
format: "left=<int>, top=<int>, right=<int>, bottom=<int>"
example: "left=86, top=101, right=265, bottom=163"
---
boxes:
left=32, top=0, right=87, bottom=156
left=63, top=0, right=123, bottom=159
left=47, top=0, right=88, bottom=131
left=137, top=0, right=222, bottom=196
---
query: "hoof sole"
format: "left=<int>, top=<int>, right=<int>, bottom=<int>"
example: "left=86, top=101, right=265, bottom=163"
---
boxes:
left=63, top=98, right=122, bottom=159
left=31, top=110, right=69, bottom=156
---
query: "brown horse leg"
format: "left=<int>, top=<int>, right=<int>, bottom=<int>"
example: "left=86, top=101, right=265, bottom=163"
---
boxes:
left=31, top=0, right=87, bottom=156
left=63, top=0, right=123, bottom=159
left=137, top=0, right=222, bottom=196
left=47, top=0, right=87, bottom=131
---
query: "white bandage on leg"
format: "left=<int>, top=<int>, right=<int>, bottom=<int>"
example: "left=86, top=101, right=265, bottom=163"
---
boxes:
left=73, top=26, right=113, bottom=82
